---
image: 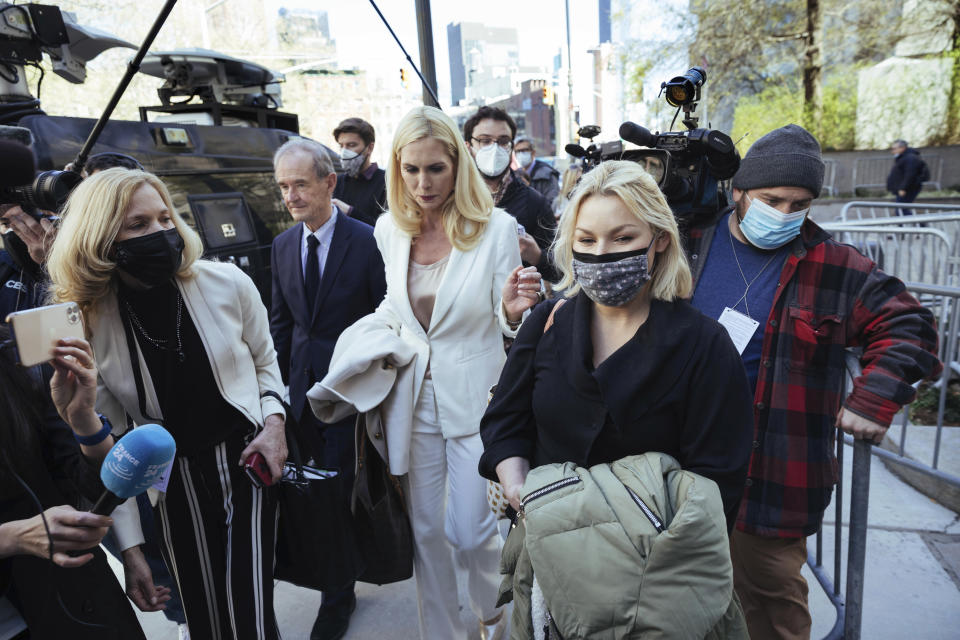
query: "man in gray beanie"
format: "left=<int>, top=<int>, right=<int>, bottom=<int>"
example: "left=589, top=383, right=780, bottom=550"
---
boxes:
left=686, top=124, right=940, bottom=640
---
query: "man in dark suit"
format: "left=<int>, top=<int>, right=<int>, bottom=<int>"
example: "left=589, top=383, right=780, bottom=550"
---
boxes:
left=270, top=138, right=387, bottom=640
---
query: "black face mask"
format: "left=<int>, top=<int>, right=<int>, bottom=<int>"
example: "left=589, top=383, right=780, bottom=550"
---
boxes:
left=114, top=228, right=185, bottom=287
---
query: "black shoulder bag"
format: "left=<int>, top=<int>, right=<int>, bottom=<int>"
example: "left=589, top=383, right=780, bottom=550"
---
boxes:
left=351, top=412, right=414, bottom=585
left=260, top=390, right=364, bottom=592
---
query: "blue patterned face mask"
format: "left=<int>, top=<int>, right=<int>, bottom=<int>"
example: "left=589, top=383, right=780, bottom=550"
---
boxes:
left=572, top=244, right=653, bottom=307
left=738, top=194, right=808, bottom=250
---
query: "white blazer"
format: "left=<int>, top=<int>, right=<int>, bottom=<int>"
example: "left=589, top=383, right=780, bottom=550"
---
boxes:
left=372, top=207, right=522, bottom=440
left=90, top=260, right=285, bottom=549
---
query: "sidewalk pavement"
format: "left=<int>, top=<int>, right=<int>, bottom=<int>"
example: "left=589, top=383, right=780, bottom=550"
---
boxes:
left=116, top=438, right=960, bottom=639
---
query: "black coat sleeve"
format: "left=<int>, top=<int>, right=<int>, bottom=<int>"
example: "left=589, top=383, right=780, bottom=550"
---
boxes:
left=40, top=410, right=105, bottom=506
left=479, top=300, right=556, bottom=480
left=898, top=153, right=923, bottom=192
left=366, top=237, right=387, bottom=308
left=678, top=327, right=754, bottom=531
left=269, top=237, right=294, bottom=385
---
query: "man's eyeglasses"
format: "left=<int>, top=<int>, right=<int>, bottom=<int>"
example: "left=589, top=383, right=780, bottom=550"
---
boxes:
left=471, top=136, right=513, bottom=150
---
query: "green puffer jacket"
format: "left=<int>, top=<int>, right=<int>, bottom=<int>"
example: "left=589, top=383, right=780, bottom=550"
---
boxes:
left=497, top=453, right=748, bottom=639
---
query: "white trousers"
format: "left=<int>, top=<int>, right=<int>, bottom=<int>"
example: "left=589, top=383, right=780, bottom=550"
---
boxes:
left=405, top=379, right=502, bottom=639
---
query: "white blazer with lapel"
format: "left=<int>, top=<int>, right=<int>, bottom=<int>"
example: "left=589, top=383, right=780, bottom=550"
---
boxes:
left=91, top=260, right=285, bottom=440
left=373, top=207, right=521, bottom=439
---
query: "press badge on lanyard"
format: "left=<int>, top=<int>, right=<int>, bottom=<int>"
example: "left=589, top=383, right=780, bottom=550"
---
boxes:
left=718, top=307, right=760, bottom=355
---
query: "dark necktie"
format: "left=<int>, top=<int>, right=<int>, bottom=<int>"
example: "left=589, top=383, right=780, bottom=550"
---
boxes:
left=305, top=234, right=320, bottom=313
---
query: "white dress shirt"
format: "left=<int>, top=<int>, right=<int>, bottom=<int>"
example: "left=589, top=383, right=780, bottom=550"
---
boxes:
left=300, top=206, right=339, bottom=282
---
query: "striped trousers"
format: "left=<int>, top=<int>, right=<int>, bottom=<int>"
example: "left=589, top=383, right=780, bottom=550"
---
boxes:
left=155, top=435, right=279, bottom=640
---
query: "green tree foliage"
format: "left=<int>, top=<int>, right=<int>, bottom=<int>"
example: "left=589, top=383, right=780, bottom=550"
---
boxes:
left=617, top=0, right=907, bottom=145
left=731, top=69, right=858, bottom=152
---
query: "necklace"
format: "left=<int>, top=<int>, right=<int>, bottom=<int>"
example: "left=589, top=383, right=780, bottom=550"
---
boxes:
left=124, top=292, right=186, bottom=362
left=728, top=226, right=779, bottom=319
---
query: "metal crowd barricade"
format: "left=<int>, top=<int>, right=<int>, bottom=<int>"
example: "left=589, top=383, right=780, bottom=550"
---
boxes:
left=808, top=284, right=960, bottom=639
left=851, top=155, right=943, bottom=195
left=807, top=352, right=874, bottom=640
left=818, top=223, right=953, bottom=286
left=839, top=201, right=960, bottom=222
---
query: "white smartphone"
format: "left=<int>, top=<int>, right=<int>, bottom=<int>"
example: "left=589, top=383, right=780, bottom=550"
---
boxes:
left=5, top=302, right=85, bottom=367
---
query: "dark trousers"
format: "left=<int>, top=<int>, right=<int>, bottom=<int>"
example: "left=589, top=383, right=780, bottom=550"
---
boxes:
left=155, top=435, right=279, bottom=640
left=895, top=187, right=921, bottom=216
left=300, top=406, right=357, bottom=609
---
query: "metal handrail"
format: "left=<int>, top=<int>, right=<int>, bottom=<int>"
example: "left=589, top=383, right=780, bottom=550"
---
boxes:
left=840, top=201, right=960, bottom=221
left=808, top=351, right=872, bottom=640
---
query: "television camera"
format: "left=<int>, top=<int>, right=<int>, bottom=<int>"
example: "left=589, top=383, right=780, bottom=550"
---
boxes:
left=565, top=66, right=741, bottom=223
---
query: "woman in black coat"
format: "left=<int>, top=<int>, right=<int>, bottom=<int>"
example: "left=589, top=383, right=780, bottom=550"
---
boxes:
left=479, top=161, right=754, bottom=530
left=0, top=327, right=155, bottom=638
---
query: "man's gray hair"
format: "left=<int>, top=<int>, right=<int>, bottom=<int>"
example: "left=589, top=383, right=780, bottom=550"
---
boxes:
left=514, top=134, right=534, bottom=148
left=892, top=139, right=909, bottom=148
left=273, top=138, right=335, bottom=178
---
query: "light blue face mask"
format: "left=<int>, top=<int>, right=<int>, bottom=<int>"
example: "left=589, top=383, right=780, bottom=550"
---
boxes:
left=738, top=194, right=808, bottom=250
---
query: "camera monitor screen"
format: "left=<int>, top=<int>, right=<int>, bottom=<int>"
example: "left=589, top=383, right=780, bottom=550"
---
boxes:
left=187, top=192, right=257, bottom=251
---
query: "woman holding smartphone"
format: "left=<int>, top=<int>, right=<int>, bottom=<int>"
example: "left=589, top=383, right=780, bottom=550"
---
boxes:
left=46, top=168, right=287, bottom=639
left=0, top=325, right=153, bottom=639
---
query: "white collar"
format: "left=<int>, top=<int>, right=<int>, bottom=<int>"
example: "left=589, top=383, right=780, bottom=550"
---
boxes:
left=302, top=206, right=338, bottom=246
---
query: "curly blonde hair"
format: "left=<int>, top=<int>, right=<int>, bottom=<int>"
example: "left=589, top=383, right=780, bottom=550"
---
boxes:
left=552, top=160, right=692, bottom=301
left=46, top=168, right=203, bottom=331
left=386, top=106, right=493, bottom=250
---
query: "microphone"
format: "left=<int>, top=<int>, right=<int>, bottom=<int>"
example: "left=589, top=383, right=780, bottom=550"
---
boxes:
left=618, top=122, right=658, bottom=148
left=91, top=424, right=176, bottom=516
left=565, top=143, right=587, bottom=158
left=0, top=140, right=37, bottom=189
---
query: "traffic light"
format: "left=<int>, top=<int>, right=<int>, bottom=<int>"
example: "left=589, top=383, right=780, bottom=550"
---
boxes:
left=541, top=86, right=554, bottom=106
left=400, top=68, right=409, bottom=88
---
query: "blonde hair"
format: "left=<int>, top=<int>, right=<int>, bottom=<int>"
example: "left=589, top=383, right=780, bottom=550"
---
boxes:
left=386, top=106, right=493, bottom=250
left=47, top=168, right=203, bottom=331
left=552, top=160, right=692, bottom=301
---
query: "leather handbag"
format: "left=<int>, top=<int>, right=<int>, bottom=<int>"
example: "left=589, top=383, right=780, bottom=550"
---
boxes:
left=262, top=391, right=365, bottom=591
left=351, top=413, right=414, bottom=585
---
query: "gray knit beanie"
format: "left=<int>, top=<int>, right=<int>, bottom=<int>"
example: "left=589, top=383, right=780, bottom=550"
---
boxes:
left=731, top=124, right=824, bottom=196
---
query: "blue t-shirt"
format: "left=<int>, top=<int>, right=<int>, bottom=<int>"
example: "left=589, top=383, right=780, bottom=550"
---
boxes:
left=691, top=212, right=789, bottom=393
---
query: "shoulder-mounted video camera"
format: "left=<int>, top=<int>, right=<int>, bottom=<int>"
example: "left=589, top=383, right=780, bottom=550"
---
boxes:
left=566, top=66, right=740, bottom=224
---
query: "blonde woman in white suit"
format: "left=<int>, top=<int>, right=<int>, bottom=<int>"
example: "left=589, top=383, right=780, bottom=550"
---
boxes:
left=374, top=106, right=541, bottom=639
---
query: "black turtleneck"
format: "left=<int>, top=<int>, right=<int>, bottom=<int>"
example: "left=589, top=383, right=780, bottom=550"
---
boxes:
left=118, top=279, right=250, bottom=455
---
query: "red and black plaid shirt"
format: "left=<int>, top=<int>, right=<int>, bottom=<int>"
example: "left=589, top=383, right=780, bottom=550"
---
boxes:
left=687, top=214, right=941, bottom=538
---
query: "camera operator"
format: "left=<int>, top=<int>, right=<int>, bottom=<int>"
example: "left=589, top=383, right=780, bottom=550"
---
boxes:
left=687, top=124, right=941, bottom=640
left=0, top=325, right=160, bottom=638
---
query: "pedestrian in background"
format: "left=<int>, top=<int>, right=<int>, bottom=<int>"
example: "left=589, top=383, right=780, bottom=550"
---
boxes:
left=331, top=117, right=387, bottom=227
left=514, top=135, right=559, bottom=205
left=886, top=139, right=927, bottom=216
left=464, top=106, right=558, bottom=283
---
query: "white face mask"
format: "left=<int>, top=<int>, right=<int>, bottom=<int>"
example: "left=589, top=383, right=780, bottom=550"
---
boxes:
left=516, top=151, right=533, bottom=168
left=474, top=144, right=511, bottom=178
